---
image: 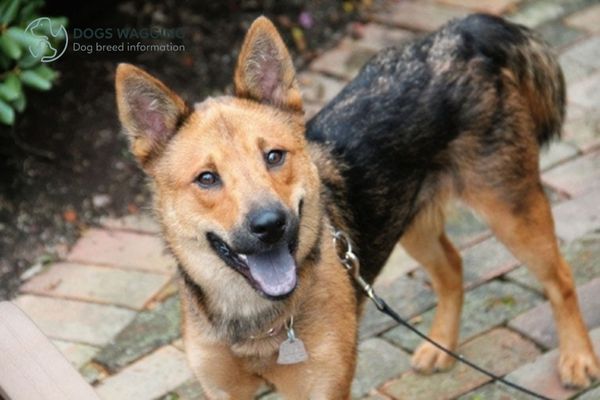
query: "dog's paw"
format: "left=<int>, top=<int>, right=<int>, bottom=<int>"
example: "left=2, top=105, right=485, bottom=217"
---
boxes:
left=411, top=342, right=455, bottom=374
left=559, top=351, right=600, bottom=388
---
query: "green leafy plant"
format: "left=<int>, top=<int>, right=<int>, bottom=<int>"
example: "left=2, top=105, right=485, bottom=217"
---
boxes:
left=0, top=0, right=67, bottom=125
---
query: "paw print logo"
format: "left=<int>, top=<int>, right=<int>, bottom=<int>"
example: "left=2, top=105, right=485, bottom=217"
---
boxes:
left=24, top=17, right=68, bottom=63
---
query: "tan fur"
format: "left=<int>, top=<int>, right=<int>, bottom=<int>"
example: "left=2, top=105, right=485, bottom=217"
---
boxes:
left=401, top=202, right=463, bottom=373
left=116, top=15, right=599, bottom=398
left=463, top=187, right=599, bottom=387
left=116, top=18, right=358, bottom=399
left=115, top=64, right=188, bottom=169
left=400, top=113, right=600, bottom=385
left=234, top=17, right=303, bottom=113
left=181, top=235, right=357, bottom=399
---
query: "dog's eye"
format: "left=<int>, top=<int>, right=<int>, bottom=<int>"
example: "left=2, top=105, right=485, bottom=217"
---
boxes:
left=265, top=150, right=286, bottom=168
left=196, top=172, right=220, bottom=188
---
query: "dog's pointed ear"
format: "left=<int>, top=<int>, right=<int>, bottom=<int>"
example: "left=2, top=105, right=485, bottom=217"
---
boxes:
left=115, top=63, right=188, bottom=169
left=234, top=17, right=303, bottom=112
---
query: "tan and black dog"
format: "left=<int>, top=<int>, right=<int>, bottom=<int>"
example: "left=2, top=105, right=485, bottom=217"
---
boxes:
left=115, top=14, right=599, bottom=399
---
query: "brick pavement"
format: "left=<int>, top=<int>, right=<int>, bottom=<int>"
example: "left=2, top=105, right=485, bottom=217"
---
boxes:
left=9, top=1, right=600, bottom=398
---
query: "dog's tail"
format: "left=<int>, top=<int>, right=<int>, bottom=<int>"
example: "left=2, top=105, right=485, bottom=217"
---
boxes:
left=459, top=14, right=566, bottom=146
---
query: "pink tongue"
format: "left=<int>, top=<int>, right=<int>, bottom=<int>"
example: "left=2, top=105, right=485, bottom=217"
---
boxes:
left=246, top=246, right=297, bottom=297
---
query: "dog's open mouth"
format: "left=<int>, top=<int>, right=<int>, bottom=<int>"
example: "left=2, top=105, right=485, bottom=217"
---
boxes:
left=207, top=233, right=297, bottom=299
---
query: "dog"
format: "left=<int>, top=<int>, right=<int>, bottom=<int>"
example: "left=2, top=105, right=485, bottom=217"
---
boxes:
left=115, top=13, right=599, bottom=399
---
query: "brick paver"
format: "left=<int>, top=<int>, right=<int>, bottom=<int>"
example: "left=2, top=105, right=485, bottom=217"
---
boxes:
left=373, top=244, right=419, bottom=286
left=352, top=338, right=412, bottom=398
left=563, top=111, right=600, bottom=154
left=10, top=1, right=600, bottom=399
left=537, top=20, right=586, bottom=49
left=348, top=23, right=414, bottom=51
left=382, top=329, right=540, bottom=400
left=552, top=187, right=600, bottom=242
left=371, top=1, right=467, bottom=32
left=20, top=262, right=170, bottom=310
left=565, top=3, right=600, bottom=33
left=460, top=237, right=519, bottom=287
left=559, top=35, right=600, bottom=83
left=509, top=277, right=600, bottom=349
left=67, top=228, right=176, bottom=274
left=543, top=150, right=600, bottom=196
left=496, top=327, right=600, bottom=400
left=94, top=295, right=181, bottom=372
left=99, top=213, right=161, bottom=234
left=360, top=272, right=435, bottom=339
left=578, top=385, right=600, bottom=400
left=444, top=203, right=490, bottom=248
left=383, top=280, right=542, bottom=352
left=508, top=0, right=569, bottom=27
left=13, top=295, right=135, bottom=346
left=457, top=383, right=532, bottom=400
left=437, top=0, right=520, bottom=15
left=310, top=40, right=378, bottom=80
left=569, top=71, right=600, bottom=109
left=539, top=141, right=579, bottom=171
left=507, top=231, right=600, bottom=292
left=298, top=72, right=345, bottom=105
left=52, top=339, right=100, bottom=369
left=95, top=346, right=193, bottom=400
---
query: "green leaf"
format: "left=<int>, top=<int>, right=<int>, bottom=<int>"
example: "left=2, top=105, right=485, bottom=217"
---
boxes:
left=0, top=52, right=10, bottom=70
left=0, top=0, right=21, bottom=25
left=0, top=98, right=15, bottom=125
left=17, top=52, right=40, bottom=68
left=0, top=1, right=8, bottom=18
left=20, top=69, right=51, bottom=90
left=19, top=2, right=42, bottom=21
left=33, top=64, right=56, bottom=81
left=11, top=89, right=26, bottom=113
left=0, top=73, right=22, bottom=101
left=0, top=34, right=22, bottom=60
left=6, top=27, right=42, bottom=49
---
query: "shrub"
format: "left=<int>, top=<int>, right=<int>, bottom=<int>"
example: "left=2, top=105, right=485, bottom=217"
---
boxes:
left=0, top=0, right=67, bottom=125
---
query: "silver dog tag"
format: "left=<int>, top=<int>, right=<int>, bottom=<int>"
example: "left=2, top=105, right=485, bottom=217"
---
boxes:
left=277, top=324, right=308, bottom=364
left=277, top=337, right=308, bottom=364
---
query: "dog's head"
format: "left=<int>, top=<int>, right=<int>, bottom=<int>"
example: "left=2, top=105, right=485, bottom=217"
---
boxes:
left=115, top=17, right=321, bottom=302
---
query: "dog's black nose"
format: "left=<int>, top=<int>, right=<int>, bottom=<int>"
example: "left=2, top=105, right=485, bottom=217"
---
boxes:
left=249, top=208, right=287, bottom=244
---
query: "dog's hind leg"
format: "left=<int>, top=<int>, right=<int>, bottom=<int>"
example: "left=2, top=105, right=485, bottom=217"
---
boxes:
left=464, top=182, right=600, bottom=388
left=400, top=203, right=464, bottom=373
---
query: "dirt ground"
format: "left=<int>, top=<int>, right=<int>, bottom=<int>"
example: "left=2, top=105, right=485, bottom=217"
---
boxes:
left=0, top=0, right=366, bottom=299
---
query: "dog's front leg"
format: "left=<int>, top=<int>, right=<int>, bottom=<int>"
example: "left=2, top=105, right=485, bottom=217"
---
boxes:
left=267, top=359, right=353, bottom=400
left=185, top=340, right=263, bottom=400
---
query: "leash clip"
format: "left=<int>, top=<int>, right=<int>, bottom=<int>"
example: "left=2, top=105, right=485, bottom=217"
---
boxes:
left=333, top=230, right=384, bottom=310
left=333, top=230, right=357, bottom=273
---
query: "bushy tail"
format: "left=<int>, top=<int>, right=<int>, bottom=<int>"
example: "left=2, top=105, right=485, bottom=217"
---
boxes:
left=508, top=28, right=566, bottom=145
left=459, top=14, right=566, bottom=146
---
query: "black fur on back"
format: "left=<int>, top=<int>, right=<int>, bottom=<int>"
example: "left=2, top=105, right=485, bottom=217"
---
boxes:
left=306, top=14, right=565, bottom=284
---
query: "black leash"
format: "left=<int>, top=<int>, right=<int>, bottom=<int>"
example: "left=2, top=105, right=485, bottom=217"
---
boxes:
left=333, top=230, right=554, bottom=400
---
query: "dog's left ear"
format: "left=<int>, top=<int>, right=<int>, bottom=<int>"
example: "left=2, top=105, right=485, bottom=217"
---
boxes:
left=234, top=17, right=303, bottom=113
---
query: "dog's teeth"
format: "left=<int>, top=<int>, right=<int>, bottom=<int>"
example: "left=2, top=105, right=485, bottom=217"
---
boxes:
left=239, top=254, right=248, bottom=262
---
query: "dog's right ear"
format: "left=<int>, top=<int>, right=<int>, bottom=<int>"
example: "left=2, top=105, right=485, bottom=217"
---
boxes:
left=115, top=63, right=188, bottom=170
